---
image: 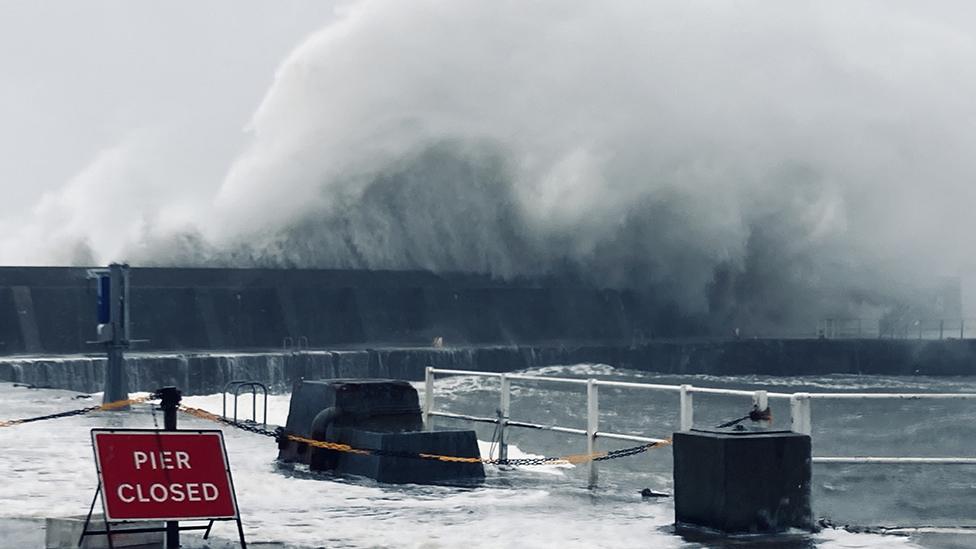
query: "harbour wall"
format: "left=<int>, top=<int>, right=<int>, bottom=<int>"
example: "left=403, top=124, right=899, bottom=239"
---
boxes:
left=0, top=267, right=643, bottom=355
left=2, top=338, right=975, bottom=396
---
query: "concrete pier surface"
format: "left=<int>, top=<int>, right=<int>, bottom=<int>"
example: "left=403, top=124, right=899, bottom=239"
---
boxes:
left=0, top=517, right=314, bottom=548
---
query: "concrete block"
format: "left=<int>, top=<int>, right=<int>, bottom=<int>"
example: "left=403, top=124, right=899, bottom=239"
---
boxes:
left=45, top=514, right=162, bottom=548
left=673, top=429, right=812, bottom=534
left=279, top=379, right=483, bottom=484
left=281, top=379, right=423, bottom=450
left=327, top=428, right=485, bottom=484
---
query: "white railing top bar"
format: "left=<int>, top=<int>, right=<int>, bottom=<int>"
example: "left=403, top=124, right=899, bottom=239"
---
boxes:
left=688, top=386, right=792, bottom=398
left=813, top=457, right=976, bottom=464
left=429, top=368, right=502, bottom=378
left=594, top=431, right=669, bottom=444
left=806, top=392, right=976, bottom=400
left=593, top=379, right=683, bottom=392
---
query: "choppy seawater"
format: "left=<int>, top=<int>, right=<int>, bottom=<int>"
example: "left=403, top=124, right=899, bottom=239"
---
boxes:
left=2, top=363, right=976, bottom=548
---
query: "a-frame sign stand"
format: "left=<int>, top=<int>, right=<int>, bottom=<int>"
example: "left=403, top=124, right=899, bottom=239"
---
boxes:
left=78, top=484, right=236, bottom=548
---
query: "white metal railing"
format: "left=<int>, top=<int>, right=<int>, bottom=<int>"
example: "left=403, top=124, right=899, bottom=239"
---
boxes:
left=423, top=367, right=976, bottom=484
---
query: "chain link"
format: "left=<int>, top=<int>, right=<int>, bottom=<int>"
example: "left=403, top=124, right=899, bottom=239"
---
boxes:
left=178, top=404, right=279, bottom=438
left=0, top=395, right=152, bottom=428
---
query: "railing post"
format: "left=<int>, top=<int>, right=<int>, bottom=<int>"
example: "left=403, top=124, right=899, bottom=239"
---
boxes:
left=498, top=374, right=510, bottom=461
left=790, top=393, right=812, bottom=436
left=587, top=378, right=599, bottom=488
left=424, top=367, right=434, bottom=431
left=679, top=384, right=694, bottom=431
left=753, top=390, right=768, bottom=412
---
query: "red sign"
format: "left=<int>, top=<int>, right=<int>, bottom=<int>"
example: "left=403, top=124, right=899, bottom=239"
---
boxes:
left=91, top=429, right=239, bottom=521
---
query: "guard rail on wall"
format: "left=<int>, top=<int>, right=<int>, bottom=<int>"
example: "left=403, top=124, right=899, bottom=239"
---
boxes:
left=424, top=367, right=976, bottom=485
left=818, top=317, right=976, bottom=339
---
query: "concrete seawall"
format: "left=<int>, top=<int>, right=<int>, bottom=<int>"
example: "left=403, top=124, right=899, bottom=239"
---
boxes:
left=3, top=338, right=975, bottom=396
left=0, top=266, right=647, bottom=355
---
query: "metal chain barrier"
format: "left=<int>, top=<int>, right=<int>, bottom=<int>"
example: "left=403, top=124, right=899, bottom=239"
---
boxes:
left=178, top=403, right=671, bottom=466
left=0, top=395, right=153, bottom=428
left=0, top=396, right=670, bottom=465
left=178, top=404, right=280, bottom=438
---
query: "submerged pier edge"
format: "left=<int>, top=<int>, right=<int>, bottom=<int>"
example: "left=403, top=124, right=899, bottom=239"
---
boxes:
left=2, top=338, right=975, bottom=395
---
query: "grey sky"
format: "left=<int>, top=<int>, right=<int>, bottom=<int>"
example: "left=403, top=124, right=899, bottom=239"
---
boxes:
left=0, top=1, right=336, bottom=217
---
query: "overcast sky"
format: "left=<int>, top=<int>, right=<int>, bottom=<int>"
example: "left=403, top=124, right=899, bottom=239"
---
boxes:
left=0, top=1, right=336, bottom=217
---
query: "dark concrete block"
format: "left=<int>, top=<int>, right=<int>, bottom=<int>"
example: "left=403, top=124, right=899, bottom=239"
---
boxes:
left=327, top=428, right=485, bottom=484
left=279, top=379, right=484, bottom=484
left=673, top=429, right=812, bottom=534
left=281, top=379, right=423, bottom=446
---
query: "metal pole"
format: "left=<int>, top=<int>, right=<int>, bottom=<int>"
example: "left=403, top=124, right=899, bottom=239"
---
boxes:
left=679, top=384, right=694, bottom=432
left=586, top=379, right=599, bottom=488
left=940, top=319, right=945, bottom=340
left=104, top=345, right=128, bottom=406
left=498, top=374, right=510, bottom=462
left=424, top=367, right=434, bottom=431
left=790, top=393, right=811, bottom=436
left=962, top=319, right=966, bottom=340
left=103, top=263, right=130, bottom=407
left=158, top=387, right=182, bottom=549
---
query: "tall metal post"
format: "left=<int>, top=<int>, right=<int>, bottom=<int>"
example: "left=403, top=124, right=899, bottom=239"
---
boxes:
left=103, top=263, right=130, bottom=407
left=158, top=387, right=182, bottom=549
left=586, top=379, right=599, bottom=488
left=498, top=374, right=510, bottom=461
left=679, top=384, right=694, bottom=432
left=424, top=367, right=434, bottom=431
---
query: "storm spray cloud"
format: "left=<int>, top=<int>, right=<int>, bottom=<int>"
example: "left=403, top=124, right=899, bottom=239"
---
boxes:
left=4, top=0, right=976, bottom=333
